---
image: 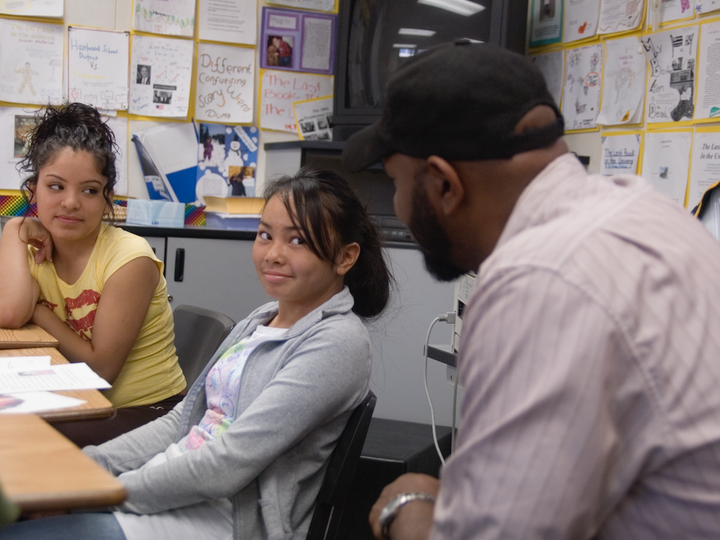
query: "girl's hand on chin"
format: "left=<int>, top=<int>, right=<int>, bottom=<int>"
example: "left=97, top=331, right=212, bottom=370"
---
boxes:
left=19, top=217, right=53, bottom=264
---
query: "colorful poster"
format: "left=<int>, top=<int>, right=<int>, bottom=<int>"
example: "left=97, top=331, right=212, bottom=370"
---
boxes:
left=641, top=27, right=697, bottom=124
left=195, top=43, right=255, bottom=124
left=198, top=0, right=257, bottom=45
left=129, top=35, right=194, bottom=118
left=597, top=36, right=646, bottom=126
left=133, top=0, right=196, bottom=37
left=598, top=0, right=643, bottom=34
left=696, top=21, right=720, bottom=121
left=260, top=7, right=337, bottom=75
left=67, top=27, right=129, bottom=111
left=532, top=50, right=564, bottom=108
left=197, top=123, right=259, bottom=202
left=0, top=20, right=63, bottom=106
left=259, top=69, right=333, bottom=133
left=641, top=130, right=692, bottom=205
left=564, top=0, right=601, bottom=43
left=529, top=0, right=562, bottom=47
left=600, top=133, right=642, bottom=176
left=0, top=0, right=63, bottom=17
left=561, top=44, right=603, bottom=130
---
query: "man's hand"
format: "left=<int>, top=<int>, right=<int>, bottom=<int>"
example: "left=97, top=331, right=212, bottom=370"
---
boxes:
left=370, top=473, right=439, bottom=540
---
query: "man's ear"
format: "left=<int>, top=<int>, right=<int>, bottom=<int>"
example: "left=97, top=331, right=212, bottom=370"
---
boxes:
left=425, top=156, right=465, bottom=217
left=335, top=242, right=360, bottom=276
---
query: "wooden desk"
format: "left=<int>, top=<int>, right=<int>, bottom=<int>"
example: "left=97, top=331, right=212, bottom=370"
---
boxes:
left=0, top=324, right=59, bottom=349
left=0, top=348, right=114, bottom=422
left=0, top=414, right=125, bottom=511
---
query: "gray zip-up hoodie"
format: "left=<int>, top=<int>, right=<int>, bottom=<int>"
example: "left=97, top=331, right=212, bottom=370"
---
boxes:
left=84, top=287, right=371, bottom=540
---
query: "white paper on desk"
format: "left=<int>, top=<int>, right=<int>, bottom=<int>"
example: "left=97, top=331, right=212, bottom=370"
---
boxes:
left=0, top=363, right=111, bottom=393
left=0, top=391, right=85, bottom=414
left=0, top=356, right=51, bottom=371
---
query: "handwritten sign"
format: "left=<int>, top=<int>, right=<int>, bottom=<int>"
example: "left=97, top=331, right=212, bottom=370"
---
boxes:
left=600, top=133, right=641, bottom=176
left=195, top=43, right=255, bottom=124
left=259, top=69, right=333, bottom=133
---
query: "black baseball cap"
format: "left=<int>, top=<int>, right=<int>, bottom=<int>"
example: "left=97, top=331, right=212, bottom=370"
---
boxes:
left=342, top=40, right=564, bottom=172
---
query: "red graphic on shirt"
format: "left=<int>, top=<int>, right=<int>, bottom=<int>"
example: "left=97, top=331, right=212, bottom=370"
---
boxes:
left=39, top=299, right=58, bottom=311
left=64, top=289, right=101, bottom=342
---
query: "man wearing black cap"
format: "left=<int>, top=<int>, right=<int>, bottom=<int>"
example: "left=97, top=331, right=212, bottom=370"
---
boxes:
left=343, top=41, right=720, bottom=540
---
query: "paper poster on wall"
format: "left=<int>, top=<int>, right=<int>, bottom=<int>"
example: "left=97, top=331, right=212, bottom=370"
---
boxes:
left=529, top=0, right=563, bottom=47
left=562, top=44, right=603, bottom=130
left=266, top=0, right=336, bottom=12
left=260, top=7, right=337, bottom=75
left=0, top=106, right=38, bottom=190
left=195, top=43, right=255, bottom=125
left=641, top=27, right=697, bottom=125
left=600, top=133, right=642, bottom=176
left=198, top=0, right=257, bottom=45
left=532, top=50, right=564, bottom=108
left=197, top=123, right=259, bottom=202
left=688, top=130, right=720, bottom=208
left=696, top=0, right=720, bottom=15
left=129, top=35, right=194, bottom=118
left=563, top=0, right=600, bottom=43
left=133, top=0, right=196, bottom=37
left=0, top=0, right=63, bottom=17
left=104, top=115, right=128, bottom=196
left=597, top=0, right=643, bottom=34
left=597, top=36, right=646, bottom=126
left=641, top=130, right=692, bottom=205
left=660, top=0, right=696, bottom=24
left=696, top=21, right=720, bottom=121
left=259, top=69, right=333, bottom=133
left=293, top=96, right=332, bottom=140
left=0, top=20, right=63, bottom=106
left=67, top=27, right=129, bottom=111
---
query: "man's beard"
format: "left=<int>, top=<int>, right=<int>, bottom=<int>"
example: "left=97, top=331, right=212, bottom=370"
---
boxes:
left=408, top=183, right=467, bottom=282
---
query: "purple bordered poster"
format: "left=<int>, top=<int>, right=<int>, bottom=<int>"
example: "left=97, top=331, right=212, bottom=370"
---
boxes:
left=260, top=7, right=337, bottom=75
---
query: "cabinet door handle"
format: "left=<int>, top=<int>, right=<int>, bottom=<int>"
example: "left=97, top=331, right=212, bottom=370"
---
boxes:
left=174, top=248, right=185, bottom=282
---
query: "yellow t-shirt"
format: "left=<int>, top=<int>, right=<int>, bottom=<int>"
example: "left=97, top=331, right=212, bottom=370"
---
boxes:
left=28, top=223, right=186, bottom=408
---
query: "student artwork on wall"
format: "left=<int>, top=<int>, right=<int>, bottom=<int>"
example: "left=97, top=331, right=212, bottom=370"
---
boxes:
left=266, top=0, right=336, bottom=12
left=562, top=43, right=603, bottom=130
left=198, top=0, right=257, bottom=45
left=0, top=19, right=63, bottom=106
left=563, top=0, right=600, bottom=43
left=0, top=0, right=63, bottom=17
left=259, top=69, right=333, bottom=132
left=689, top=129, right=720, bottom=208
left=196, top=123, right=259, bottom=201
left=293, top=95, right=332, bottom=140
left=129, top=35, right=194, bottom=118
left=67, top=27, right=129, bottom=111
left=260, top=7, right=337, bottom=75
left=696, top=0, right=720, bottom=15
left=195, top=43, right=255, bottom=124
left=696, top=20, right=720, bottom=121
left=133, top=0, right=196, bottom=38
left=532, top=50, right=564, bottom=108
left=600, top=132, right=642, bottom=176
left=530, top=0, right=563, bottom=47
left=597, top=0, right=643, bottom=34
left=0, top=106, right=38, bottom=190
left=660, top=0, right=696, bottom=24
left=641, top=26, right=697, bottom=125
left=597, top=36, right=646, bottom=125
left=641, top=129, right=692, bottom=205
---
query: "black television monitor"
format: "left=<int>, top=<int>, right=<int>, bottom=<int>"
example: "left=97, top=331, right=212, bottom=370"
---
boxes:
left=332, top=0, right=529, bottom=141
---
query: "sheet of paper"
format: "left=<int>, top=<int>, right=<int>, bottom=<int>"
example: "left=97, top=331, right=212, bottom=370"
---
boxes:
left=689, top=131, right=720, bottom=209
left=642, top=27, right=697, bottom=125
left=529, top=0, right=562, bottom=47
left=641, top=130, right=692, bottom=205
left=0, top=19, right=64, bottom=106
left=0, top=106, right=37, bottom=189
left=195, top=43, right=255, bottom=124
left=696, top=0, right=720, bottom=15
left=600, top=133, right=642, bottom=175
left=259, top=69, right=333, bottom=133
left=0, top=0, right=63, bottom=17
left=293, top=96, right=332, bottom=140
left=105, top=115, right=128, bottom=196
left=660, top=0, right=696, bottom=23
left=562, top=44, right=603, bottom=130
left=696, top=21, right=720, bottom=120
left=0, top=356, right=51, bottom=371
left=0, top=391, right=85, bottom=414
left=198, top=0, right=257, bottom=45
left=67, top=27, right=129, bottom=111
left=129, top=35, right=194, bottom=118
left=136, top=122, right=198, bottom=175
left=597, top=36, right=646, bottom=125
left=0, top=362, right=111, bottom=393
left=564, top=0, right=601, bottom=43
left=133, top=0, right=196, bottom=37
left=532, top=51, right=564, bottom=108
left=598, top=0, right=643, bottom=34
left=266, top=0, right=336, bottom=11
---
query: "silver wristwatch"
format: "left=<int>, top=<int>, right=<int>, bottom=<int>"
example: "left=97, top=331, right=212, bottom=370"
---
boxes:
left=378, top=491, right=437, bottom=540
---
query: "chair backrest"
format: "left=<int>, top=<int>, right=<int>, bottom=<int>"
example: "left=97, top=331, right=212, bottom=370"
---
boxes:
left=172, top=304, right=235, bottom=388
left=306, top=390, right=377, bottom=540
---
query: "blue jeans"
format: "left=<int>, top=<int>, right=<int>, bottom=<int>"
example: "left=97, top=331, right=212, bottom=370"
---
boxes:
left=0, top=512, right=125, bottom=540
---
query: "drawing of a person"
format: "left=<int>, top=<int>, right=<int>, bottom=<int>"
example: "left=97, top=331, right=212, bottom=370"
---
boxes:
left=203, top=137, right=213, bottom=161
left=16, top=62, right=38, bottom=96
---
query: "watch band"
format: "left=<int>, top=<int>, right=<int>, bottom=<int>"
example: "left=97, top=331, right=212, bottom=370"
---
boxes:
left=379, top=491, right=436, bottom=540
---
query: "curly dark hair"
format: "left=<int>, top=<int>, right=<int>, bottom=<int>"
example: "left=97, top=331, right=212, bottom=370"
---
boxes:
left=263, top=166, right=393, bottom=319
left=18, top=102, right=119, bottom=214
